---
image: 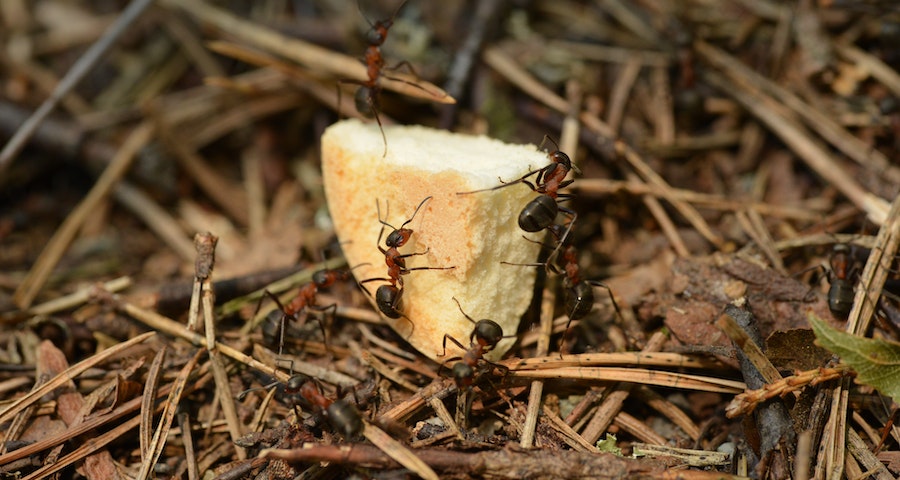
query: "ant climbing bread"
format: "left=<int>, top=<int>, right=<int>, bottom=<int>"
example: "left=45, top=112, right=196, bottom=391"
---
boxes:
left=457, top=135, right=579, bottom=255
left=438, top=297, right=513, bottom=388
left=359, top=196, right=455, bottom=323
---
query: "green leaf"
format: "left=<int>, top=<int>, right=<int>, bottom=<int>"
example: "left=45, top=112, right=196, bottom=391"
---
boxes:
left=596, top=433, right=622, bottom=455
left=808, top=313, right=900, bottom=403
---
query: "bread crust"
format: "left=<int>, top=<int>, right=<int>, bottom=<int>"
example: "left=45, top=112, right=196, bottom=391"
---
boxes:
left=321, top=119, right=549, bottom=361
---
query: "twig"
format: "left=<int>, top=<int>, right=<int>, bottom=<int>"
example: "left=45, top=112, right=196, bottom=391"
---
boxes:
left=0, top=0, right=155, bottom=175
left=160, top=0, right=453, bottom=104
left=508, top=367, right=744, bottom=393
left=699, top=54, right=889, bottom=225
left=819, top=193, right=900, bottom=480
left=192, top=233, right=246, bottom=460
left=575, top=178, right=820, bottom=221
left=520, top=281, right=556, bottom=448
left=580, top=332, right=666, bottom=444
left=439, top=0, right=507, bottom=128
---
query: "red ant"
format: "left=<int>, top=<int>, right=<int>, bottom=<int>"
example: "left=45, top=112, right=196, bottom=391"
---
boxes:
left=504, top=228, right=622, bottom=353
left=260, top=263, right=364, bottom=355
left=827, top=243, right=855, bottom=318
left=359, top=196, right=455, bottom=323
left=458, top=136, right=578, bottom=257
left=239, top=372, right=364, bottom=438
left=282, top=373, right=364, bottom=438
left=338, top=0, right=423, bottom=157
left=438, top=297, right=513, bottom=388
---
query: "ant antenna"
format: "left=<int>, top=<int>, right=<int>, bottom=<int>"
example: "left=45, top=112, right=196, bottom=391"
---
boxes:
left=357, top=0, right=408, bottom=30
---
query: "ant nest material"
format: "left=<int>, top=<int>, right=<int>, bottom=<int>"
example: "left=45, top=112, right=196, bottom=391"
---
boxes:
left=321, top=119, right=550, bottom=361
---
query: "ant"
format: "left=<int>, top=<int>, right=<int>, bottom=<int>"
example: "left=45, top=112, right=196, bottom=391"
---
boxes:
left=439, top=297, right=513, bottom=388
left=339, top=0, right=424, bottom=157
left=555, top=245, right=622, bottom=347
left=504, top=230, right=622, bottom=353
left=283, top=373, right=364, bottom=438
left=259, top=264, right=360, bottom=355
left=360, top=196, right=454, bottom=323
left=239, top=372, right=364, bottom=438
left=458, top=135, right=578, bottom=257
left=827, top=243, right=855, bottom=319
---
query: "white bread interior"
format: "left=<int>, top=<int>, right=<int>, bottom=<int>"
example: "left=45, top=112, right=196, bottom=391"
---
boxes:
left=321, top=119, right=549, bottom=362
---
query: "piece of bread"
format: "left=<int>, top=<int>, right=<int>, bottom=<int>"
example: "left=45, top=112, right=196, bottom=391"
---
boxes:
left=321, top=119, right=550, bottom=362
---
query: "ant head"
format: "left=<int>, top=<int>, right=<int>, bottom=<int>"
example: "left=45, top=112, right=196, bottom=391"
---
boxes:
left=385, top=228, right=413, bottom=248
left=562, top=245, right=578, bottom=264
left=473, top=320, right=504, bottom=349
left=311, top=269, right=331, bottom=287
left=550, top=150, right=572, bottom=170
left=358, top=0, right=408, bottom=46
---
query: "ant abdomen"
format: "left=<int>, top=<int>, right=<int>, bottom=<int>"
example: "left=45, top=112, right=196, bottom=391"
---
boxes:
left=376, top=284, right=403, bottom=318
left=518, top=195, right=559, bottom=232
left=326, top=400, right=364, bottom=437
left=566, top=282, right=595, bottom=321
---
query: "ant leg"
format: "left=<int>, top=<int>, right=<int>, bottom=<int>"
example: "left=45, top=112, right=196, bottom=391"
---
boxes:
left=484, top=359, right=510, bottom=379
left=455, top=169, right=541, bottom=195
left=358, top=276, right=394, bottom=295
left=260, top=290, right=293, bottom=356
left=440, top=334, right=468, bottom=358
left=369, top=92, right=388, bottom=158
left=586, top=280, right=622, bottom=321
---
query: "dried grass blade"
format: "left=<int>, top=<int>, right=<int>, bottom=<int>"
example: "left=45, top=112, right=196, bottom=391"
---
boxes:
left=141, top=346, right=168, bottom=461
left=362, top=422, right=439, bottom=480
left=136, top=349, right=203, bottom=480
left=508, top=367, right=744, bottom=393
left=0, top=331, right=156, bottom=426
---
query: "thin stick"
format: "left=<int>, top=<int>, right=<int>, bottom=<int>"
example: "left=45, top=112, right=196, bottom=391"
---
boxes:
left=520, top=282, right=556, bottom=448
left=701, top=65, right=889, bottom=226
left=0, top=0, right=155, bottom=175
left=161, top=0, right=453, bottom=104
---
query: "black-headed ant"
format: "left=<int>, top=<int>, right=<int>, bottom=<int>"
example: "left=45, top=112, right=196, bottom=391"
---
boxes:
left=438, top=297, right=513, bottom=388
left=339, top=0, right=430, bottom=157
left=259, top=263, right=364, bottom=355
left=359, top=196, right=455, bottom=323
left=504, top=233, right=622, bottom=353
left=457, top=136, right=578, bottom=257
left=827, top=243, right=855, bottom=318
left=282, top=373, right=364, bottom=438
left=556, top=245, right=622, bottom=347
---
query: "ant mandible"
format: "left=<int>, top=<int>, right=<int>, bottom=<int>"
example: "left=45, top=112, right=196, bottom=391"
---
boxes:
left=438, top=297, right=513, bottom=388
left=359, top=196, right=455, bottom=321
